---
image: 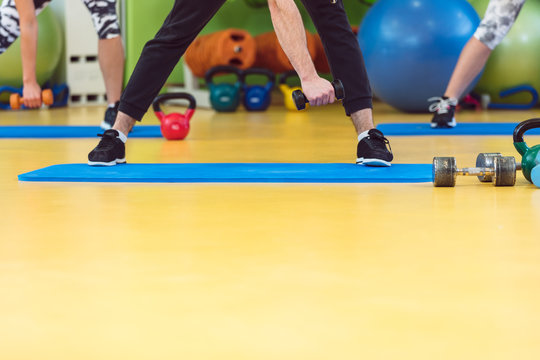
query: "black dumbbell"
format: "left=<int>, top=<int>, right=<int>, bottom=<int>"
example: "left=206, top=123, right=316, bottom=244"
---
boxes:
left=292, top=79, right=345, bottom=110
left=433, top=156, right=517, bottom=187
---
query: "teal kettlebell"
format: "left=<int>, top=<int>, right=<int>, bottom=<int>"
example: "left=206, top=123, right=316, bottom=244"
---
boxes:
left=513, top=118, right=540, bottom=184
left=205, top=65, right=242, bottom=112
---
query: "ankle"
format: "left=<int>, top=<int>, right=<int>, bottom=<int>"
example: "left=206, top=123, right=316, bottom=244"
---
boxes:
left=357, top=127, right=375, bottom=139
left=114, top=129, right=127, bottom=143
left=350, top=108, right=375, bottom=134
left=443, top=94, right=458, bottom=102
left=357, top=129, right=371, bottom=141
left=113, top=112, right=136, bottom=136
left=113, top=123, right=133, bottom=138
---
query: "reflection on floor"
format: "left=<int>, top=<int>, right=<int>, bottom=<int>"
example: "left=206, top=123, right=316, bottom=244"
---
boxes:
left=1, top=102, right=539, bottom=360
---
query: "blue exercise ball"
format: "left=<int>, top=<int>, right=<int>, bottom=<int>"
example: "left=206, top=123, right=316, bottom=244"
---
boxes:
left=358, top=0, right=480, bottom=112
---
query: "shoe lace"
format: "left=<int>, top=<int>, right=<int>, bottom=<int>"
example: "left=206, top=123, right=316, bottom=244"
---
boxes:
left=428, top=97, right=457, bottom=114
left=96, top=131, right=118, bottom=147
left=369, top=130, right=392, bottom=154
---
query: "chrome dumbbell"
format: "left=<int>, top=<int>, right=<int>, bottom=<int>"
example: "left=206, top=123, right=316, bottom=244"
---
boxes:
left=476, top=152, right=522, bottom=182
left=433, top=156, right=517, bottom=187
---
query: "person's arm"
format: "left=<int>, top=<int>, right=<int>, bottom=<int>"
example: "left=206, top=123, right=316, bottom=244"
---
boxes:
left=268, top=0, right=334, bottom=106
left=15, top=0, right=42, bottom=108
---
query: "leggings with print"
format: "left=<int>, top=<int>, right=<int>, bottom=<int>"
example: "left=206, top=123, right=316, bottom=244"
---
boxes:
left=474, top=0, right=525, bottom=50
left=0, top=0, right=120, bottom=54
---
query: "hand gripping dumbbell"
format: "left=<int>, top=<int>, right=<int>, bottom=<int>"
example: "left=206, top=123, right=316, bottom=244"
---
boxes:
left=10, top=89, right=54, bottom=110
left=433, top=156, right=517, bottom=187
left=292, top=79, right=345, bottom=110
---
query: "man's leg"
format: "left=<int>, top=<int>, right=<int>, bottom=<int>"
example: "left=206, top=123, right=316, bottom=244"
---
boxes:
left=300, top=0, right=392, bottom=166
left=88, top=0, right=227, bottom=165
left=300, top=0, right=372, bottom=132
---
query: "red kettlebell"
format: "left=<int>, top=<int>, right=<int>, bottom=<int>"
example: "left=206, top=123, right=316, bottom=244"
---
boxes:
left=152, top=92, right=196, bottom=140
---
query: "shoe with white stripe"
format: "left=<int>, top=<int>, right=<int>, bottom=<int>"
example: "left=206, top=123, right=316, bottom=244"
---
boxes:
left=100, top=102, right=120, bottom=130
left=356, top=129, right=393, bottom=167
left=428, top=96, right=457, bottom=128
left=88, top=130, right=126, bottom=166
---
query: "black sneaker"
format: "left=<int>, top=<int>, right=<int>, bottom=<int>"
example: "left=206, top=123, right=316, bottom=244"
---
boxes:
left=100, top=101, right=120, bottom=130
left=88, top=129, right=126, bottom=166
left=428, top=96, right=457, bottom=128
left=356, top=129, right=393, bottom=167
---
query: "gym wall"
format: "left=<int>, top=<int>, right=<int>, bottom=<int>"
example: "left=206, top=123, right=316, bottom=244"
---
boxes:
left=121, top=0, right=370, bottom=86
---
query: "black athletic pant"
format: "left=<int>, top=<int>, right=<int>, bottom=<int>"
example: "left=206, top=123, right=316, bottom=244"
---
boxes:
left=120, top=0, right=372, bottom=121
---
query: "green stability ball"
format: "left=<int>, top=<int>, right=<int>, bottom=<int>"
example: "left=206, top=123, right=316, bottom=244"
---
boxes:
left=0, top=7, right=63, bottom=101
left=469, top=0, right=540, bottom=105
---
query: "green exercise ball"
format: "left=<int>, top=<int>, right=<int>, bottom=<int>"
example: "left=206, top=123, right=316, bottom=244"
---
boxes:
left=244, top=0, right=267, bottom=8
left=0, top=7, right=63, bottom=102
left=359, top=0, right=378, bottom=6
left=469, top=0, right=540, bottom=105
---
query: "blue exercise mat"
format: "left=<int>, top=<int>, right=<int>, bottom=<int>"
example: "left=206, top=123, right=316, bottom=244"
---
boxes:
left=377, top=123, right=540, bottom=136
left=18, top=163, right=433, bottom=183
left=0, top=125, right=162, bottom=138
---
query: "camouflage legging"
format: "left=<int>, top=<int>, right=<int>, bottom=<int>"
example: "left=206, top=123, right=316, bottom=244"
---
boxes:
left=474, top=0, right=525, bottom=50
left=0, top=0, right=120, bottom=54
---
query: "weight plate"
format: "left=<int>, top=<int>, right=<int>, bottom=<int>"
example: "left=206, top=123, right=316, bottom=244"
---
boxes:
left=476, top=152, right=502, bottom=182
left=333, top=80, right=345, bottom=100
left=433, top=157, right=457, bottom=187
left=493, top=156, right=517, bottom=186
left=292, top=89, right=306, bottom=110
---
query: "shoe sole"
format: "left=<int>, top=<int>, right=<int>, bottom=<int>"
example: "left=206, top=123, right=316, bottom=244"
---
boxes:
left=431, top=118, right=456, bottom=128
left=88, top=158, right=126, bottom=166
left=100, top=120, right=113, bottom=130
left=356, top=158, right=391, bottom=167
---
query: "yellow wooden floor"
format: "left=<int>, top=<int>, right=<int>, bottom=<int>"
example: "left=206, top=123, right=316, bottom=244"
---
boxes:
left=1, top=102, right=540, bottom=359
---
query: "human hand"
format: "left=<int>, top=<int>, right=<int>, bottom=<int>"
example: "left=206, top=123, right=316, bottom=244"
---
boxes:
left=22, top=81, right=42, bottom=109
left=300, top=76, right=335, bottom=107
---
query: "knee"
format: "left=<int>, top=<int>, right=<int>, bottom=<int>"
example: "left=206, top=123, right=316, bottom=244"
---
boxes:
left=85, top=0, right=121, bottom=39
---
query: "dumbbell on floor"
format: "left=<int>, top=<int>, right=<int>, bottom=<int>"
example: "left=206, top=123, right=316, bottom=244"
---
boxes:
left=10, top=89, right=54, bottom=110
left=433, top=156, right=517, bottom=187
left=476, top=152, right=522, bottom=183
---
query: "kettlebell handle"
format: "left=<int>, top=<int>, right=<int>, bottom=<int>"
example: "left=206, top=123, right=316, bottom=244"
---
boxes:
left=513, top=118, right=540, bottom=155
left=204, top=65, right=242, bottom=86
left=278, top=70, right=299, bottom=85
left=241, top=68, right=275, bottom=88
left=153, top=92, right=196, bottom=113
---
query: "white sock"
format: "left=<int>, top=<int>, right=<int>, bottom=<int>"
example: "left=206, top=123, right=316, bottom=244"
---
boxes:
left=116, top=130, right=127, bottom=143
left=108, top=103, right=116, bottom=108
left=357, top=130, right=370, bottom=142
